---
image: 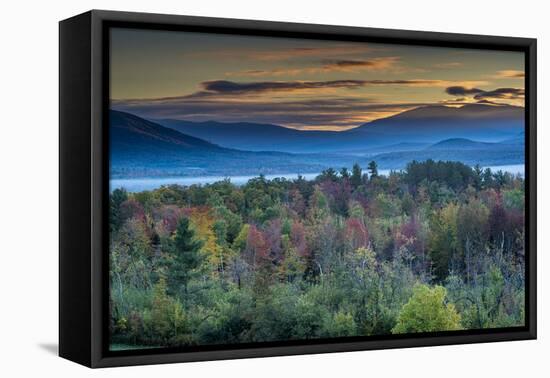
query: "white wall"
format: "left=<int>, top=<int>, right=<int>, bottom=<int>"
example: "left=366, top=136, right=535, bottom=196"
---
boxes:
left=1, top=0, right=546, bottom=375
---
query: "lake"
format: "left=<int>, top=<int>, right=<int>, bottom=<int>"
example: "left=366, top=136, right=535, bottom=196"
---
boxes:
left=110, top=164, right=525, bottom=193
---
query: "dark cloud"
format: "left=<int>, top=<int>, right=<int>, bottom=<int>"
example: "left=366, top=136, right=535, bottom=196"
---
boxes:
left=201, top=80, right=368, bottom=94
left=201, top=79, right=450, bottom=95
left=474, top=87, right=525, bottom=100
left=445, top=86, right=525, bottom=101
left=445, top=86, right=484, bottom=96
left=321, top=57, right=399, bottom=71
left=324, top=60, right=379, bottom=67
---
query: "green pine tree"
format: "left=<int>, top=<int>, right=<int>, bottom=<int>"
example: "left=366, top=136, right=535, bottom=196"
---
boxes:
left=110, top=188, right=128, bottom=232
left=351, top=163, right=362, bottom=188
left=367, top=160, right=378, bottom=178
left=167, top=217, right=204, bottom=299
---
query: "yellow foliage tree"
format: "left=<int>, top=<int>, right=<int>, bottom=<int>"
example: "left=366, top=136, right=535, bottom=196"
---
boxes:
left=188, top=207, right=220, bottom=270
left=188, top=207, right=235, bottom=277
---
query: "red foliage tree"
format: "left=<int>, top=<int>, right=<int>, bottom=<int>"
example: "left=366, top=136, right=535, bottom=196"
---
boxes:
left=289, top=189, right=306, bottom=217
left=345, top=217, right=369, bottom=251
left=264, top=219, right=283, bottom=263
left=290, top=220, right=309, bottom=258
left=245, top=225, right=270, bottom=268
left=119, top=199, right=145, bottom=224
left=395, top=215, right=424, bottom=253
left=157, top=205, right=185, bottom=235
left=320, top=179, right=352, bottom=216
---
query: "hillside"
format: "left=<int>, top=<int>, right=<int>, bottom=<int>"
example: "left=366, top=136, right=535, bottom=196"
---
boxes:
left=371, top=137, right=524, bottom=170
left=111, top=109, right=525, bottom=178
left=110, top=110, right=364, bottom=178
left=111, top=110, right=222, bottom=154
left=427, top=138, right=502, bottom=151
left=151, top=104, right=524, bottom=153
left=349, top=104, right=524, bottom=143
left=152, top=118, right=339, bottom=153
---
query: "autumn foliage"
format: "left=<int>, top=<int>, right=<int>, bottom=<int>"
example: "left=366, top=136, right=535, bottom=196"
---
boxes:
left=109, top=160, right=525, bottom=349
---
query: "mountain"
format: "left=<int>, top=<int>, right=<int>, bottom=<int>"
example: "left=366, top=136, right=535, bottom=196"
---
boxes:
left=111, top=108, right=525, bottom=179
left=151, top=118, right=339, bottom=153
left=348, top=104, right=524, bottom=143
left=110, top=110, right=366, bottom=178
left=370, top=137, right=524, bottom=170
left=152, top=104, right=524, bottom=153
left=111, top=110, right=222, bottom=154
left=331, top=142, right=431, bottom=157
left=500, top=131, right=525, bottom=145
left=427, top=138, right=503, bottom=151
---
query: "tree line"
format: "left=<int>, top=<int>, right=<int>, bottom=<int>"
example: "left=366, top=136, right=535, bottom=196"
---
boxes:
left=109, top=160, right=525, bottom=348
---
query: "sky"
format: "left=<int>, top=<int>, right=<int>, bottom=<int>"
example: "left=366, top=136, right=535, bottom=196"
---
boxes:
left=110, top=27, right=525, bottom=131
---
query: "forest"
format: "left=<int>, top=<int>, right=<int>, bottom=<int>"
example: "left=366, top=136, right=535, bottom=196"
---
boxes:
left=109, top=159, right=525, bottom=350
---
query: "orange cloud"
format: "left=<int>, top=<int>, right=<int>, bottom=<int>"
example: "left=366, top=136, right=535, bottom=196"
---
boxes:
left=194, top=44, right=374, bottom=62
left=225, top=68, right=305, bottom=77
left=225, top=57, right=400, bottom=77
left=493, top=70, right=525, bottom=79
left=432, top=62, right=464, bottom=69
left=320, top=57, right=400, bottom=72
left=248, top=45, right=373, bottom=61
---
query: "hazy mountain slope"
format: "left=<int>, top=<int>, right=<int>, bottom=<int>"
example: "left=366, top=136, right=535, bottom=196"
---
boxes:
left=349, top=104, right=524, bottom=143
left=111, top=110, right=222, bottom=154
left=152, top=104, right=524, bottom=153
left=427, top=138, right=504, bottom=150
left=370, top=137, right=525, bottom=170
left=110, top=109, right=525, bottom=179
left=110, top=110, right=366, bottom=178
left=500, top=131, right=526, bottom=145
left=152, top=118, right=339, bottom=153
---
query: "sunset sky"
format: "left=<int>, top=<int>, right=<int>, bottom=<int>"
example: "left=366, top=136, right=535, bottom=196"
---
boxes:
left=110, top=28, right=525, bottom=131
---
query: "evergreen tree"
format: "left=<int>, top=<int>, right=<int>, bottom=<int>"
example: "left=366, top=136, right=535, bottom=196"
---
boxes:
left=473, top=164, right=483, bottom=190
left=110, top=188, right=128, bottom=232
left=351, top=163, right=362, bottom=188
left=319, top=167, right=338, bottom=182
left=367, top=160, right=378, bottom=178
left=167, top=217, right=204, bottom=298
left=482, top=167, right=494, bottom=188
left=340, top=167, right=350, bottom=179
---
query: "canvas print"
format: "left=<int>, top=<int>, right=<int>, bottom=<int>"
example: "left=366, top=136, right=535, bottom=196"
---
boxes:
left=108, top=28, right=526, bottom=351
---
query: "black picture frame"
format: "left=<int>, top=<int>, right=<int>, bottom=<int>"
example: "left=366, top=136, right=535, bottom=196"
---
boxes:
left=59, top=9, right=537, bottom=368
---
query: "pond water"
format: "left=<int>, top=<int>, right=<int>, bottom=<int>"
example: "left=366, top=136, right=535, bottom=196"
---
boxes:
left=110, top=164, right=525, bottom=193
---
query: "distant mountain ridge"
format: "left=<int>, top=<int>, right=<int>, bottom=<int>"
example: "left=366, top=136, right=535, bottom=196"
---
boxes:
left=370, top=137, right=524, bottom=170
left=499, top=131, right=525, bottom=145
left=110, top=109, right=525, bottom=179
left=150, top=104, right=524, bottom=153
left=363, top=103, right=523, bottom=122
left=427, top=138, right=504, bottom=151
left=151, top=118, right=339, bottom=153
left=347, top=104, right=524, bottom=142
left=110, top=110, right=365, bottom=178
left=111, top=110, right=222, bottom=153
